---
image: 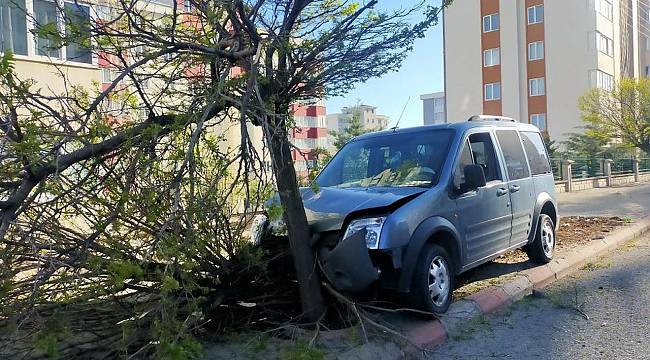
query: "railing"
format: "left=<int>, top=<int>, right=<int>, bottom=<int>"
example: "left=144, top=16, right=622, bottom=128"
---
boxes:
left=550, top=156, right=650, bottom=192
left=640, top=158, right=650, bottom=172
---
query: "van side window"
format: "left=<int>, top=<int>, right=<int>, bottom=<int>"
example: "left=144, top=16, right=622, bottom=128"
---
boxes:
left=468, top=132, right=501, bottom=182
left=454, top=132, right=502, bottom=189
left=520, top=131, right=552, bottom=175
left=495, top=130, right=531, bottom=180
left=453, top=140, right=474, bottom=189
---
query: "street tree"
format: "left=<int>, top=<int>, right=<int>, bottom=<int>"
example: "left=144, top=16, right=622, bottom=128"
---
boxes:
left=579, top=77, right=650, bottom=154
left=0, top=0, right=451, bottom=354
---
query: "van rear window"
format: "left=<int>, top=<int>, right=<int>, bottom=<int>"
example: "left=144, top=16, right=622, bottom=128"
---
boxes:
left=495, top=130, right=531, bottom=180
left=520, top=131, right=552, bottom=175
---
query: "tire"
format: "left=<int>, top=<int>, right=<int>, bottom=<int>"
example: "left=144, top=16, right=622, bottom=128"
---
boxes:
left=409, top=244, right=454, bottom=314
left=525, top=214, right=555, bottom=264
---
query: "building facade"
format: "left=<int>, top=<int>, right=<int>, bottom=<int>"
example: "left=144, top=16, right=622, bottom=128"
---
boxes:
left=289, top=100, right=329, bottom=175
left=420, top=92, right=446, bottom=125
left=326, top=104, right=390, bottom=147
left=0, top=0, right=323, bottom=178
left=444, top=0, right=647, bottom=142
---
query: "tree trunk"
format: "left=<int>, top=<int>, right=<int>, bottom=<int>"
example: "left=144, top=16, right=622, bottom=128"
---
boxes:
left=265, top=114, right=326, bottom=322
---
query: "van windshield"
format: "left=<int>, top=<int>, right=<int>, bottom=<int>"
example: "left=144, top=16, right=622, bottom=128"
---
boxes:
left=316, top=129, right=455, bottom=189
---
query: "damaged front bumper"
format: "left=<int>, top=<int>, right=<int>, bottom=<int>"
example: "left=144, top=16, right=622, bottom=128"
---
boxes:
left=318, top=229, right=380, bottom=293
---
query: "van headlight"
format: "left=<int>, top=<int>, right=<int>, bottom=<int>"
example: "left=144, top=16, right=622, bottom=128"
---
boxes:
left=343, top=217, right=386, bottom=249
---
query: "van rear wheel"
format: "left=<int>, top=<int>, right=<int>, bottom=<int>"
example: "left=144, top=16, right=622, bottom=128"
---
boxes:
left=525, top=214, right=555, bottom=264
left=410, top=244, right=454, bottom=314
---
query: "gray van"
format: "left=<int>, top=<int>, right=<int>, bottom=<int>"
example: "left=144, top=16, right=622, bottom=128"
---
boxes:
left=273, top=116, right=558, bottom=314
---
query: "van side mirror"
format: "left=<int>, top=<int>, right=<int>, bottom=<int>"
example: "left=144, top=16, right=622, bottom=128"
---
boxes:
left=463, top=164, right=487, bottom=190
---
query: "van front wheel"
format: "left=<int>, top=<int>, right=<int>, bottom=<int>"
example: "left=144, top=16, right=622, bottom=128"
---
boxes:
left=525, top=214, right=555, bottom=264
left=410, top=244, right=454, bottom=314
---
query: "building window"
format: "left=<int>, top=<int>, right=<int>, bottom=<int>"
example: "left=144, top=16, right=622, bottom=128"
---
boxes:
left=530, top=113, right=547, bottom=131
left=95, top=5, right=114, bottom=21
left=34, top=0, right=60, bottom=58
left=591, top=70, right=614, bottom=90
left=184, top=0, right=192, bottom=12
left=528, top=41, right=544, bottom=61
left=483, top=13, right=499, bottom=32
left=596, top=32, right=613, bottom=57
left=597, top=0, right=613, bottom=21
left=64, top=3, right=92, bottom=63
left=483, top=48, right=500, bottom=67
left=527, top=5, right=544, bottom=24
left=529, top=77, right=545, bottom=96
left=101, top=68, right=113, bottom=83
left=485, top=82, right=501, bottom=101
left=30, top=0, right=93, bottom=63
left=0, top=0, right=28, bottom=55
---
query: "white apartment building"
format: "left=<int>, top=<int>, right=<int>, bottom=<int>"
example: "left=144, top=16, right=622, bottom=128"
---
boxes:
left=420, top=92, right=446, bottom=125
left=326, top=104, right=390, bottom=148
left=444, top=0, right=647, bottom=142
left=327, top=105, right=390, bottom=132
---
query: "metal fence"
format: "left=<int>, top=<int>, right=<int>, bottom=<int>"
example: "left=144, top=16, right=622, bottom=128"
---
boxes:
left=550, top=157, right=650, bottom=181
left=641, top=158, right=650, bottom=172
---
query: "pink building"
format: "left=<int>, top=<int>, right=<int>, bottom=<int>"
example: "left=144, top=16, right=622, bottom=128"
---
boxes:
left=289, top=102, right=329, bottom=177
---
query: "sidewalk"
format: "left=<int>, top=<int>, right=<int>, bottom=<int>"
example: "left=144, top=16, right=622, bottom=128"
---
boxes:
left=558, top=182, right=650, bottom=218
left=427, top=232, right=650, bottom=359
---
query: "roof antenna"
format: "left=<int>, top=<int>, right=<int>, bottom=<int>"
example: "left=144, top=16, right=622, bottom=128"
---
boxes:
left=392, top=96, right=411, bottom=131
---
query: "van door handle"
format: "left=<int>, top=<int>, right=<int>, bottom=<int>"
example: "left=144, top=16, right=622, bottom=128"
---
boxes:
left=510, top=185, right=521, bottom=193
left=497, top=188, right=509, bottom=196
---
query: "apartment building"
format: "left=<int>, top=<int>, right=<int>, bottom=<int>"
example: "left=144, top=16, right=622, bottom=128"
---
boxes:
left=420, top=92, right=446, bottom=125
left=326, top=104, right=390, bottom=148
left=0, top=0, right=323, bottom=177
left=444, top=0, right=647, bottom=142
left=289, top=100, right=329, bottom=174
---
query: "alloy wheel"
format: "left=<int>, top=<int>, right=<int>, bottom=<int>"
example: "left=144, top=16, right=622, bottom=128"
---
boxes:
left=428, top=256, right=450, bottom=307
left=541, top=219, right=555, bottom=258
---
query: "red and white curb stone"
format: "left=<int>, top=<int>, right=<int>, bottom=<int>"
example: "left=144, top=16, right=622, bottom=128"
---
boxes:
left=404, top=216, right=650, bottom=352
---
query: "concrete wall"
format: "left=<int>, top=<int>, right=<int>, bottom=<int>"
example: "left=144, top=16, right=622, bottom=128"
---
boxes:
left=499, top=0, right=526, bottom=121
left=13, top=57, right=101, bottom=95
left=554, top=172, right=650, bottom=193
left=444, top=1, right=484, bottom=123
left=543, top=0, right=596, bottom=141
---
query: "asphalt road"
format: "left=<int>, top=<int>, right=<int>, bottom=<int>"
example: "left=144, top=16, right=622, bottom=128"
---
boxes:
left=558, top=182, right=650, bottom=218
left=428, top=233, right=650, bottom=360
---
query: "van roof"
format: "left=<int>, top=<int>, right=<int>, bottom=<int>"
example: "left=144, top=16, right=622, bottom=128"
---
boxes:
left=353, top=119, right=540, bottom=141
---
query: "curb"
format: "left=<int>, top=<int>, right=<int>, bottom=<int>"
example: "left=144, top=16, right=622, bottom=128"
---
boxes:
left=404, top=216, right=650, bottom=352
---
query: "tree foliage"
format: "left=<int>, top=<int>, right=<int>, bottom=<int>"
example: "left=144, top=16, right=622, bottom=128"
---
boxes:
left=579, top=77, right=650, bottom=154
left=562, top=129, right=636, bottom=159
left=542, top=133, right=559, bottom=159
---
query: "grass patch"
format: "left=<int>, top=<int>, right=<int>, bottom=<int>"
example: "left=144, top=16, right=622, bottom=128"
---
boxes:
left=280, top=341, right=325, bottom=360
left=248, top=334, right=270, bottom=353
left=581, top=260, right=612, bottom=272
left=450, top=315, right=491, bottom=342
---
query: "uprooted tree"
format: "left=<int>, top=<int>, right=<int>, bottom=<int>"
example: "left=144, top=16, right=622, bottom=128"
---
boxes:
left=0, top=0, right=450, bottom=357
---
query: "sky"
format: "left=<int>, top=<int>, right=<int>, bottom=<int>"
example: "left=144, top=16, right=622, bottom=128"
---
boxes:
left=325, top=0, right=445, bottom=129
